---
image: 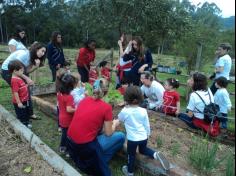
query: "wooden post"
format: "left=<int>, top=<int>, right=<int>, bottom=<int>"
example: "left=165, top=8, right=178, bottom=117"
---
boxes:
left=110, top=48, right=114, bottom=82
left=195, top=42, right=202, bottom=71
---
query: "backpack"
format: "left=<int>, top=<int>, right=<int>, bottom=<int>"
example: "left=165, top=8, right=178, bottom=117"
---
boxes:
left=194, top=91, right=220, bottom=124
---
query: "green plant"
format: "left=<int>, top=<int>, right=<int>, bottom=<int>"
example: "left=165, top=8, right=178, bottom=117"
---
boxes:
left=156, top=136, right=163, bottom=149
left=189, top=136, right=226, bottom=174
left=225, top=151, right=235, bottom=176
left=171, top=142, right=180, bottom=157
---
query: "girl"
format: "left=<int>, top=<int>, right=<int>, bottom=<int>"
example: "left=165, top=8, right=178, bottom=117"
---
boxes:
left=88, top=62, right=99, bottom=86
left=57, top=72, right=76, bottom=154
left=75, top=39, right=96, bottom=83
left=99, top=61, right=111, bottom=82
left=47, top=31, right=66, bottom=82
left=214, top=76, right=232, bottom=130
left=114, top=86, right=170, bottom=176
left=8, top=25, right=27, bottom=53
left=162, top=78, right=180, bottom=116
left=178, top=72, right=220, bottom=137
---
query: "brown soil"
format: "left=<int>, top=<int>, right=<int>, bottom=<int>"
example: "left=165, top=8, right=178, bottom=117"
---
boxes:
left=0, top=119, right=63, bottom=176
left=38, top=94, right=235, bottom=176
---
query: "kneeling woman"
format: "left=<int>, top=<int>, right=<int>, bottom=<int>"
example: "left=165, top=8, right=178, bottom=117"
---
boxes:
left=67, top=78, right=125, bottom=176
left=178, top=72, right=220, bottom=137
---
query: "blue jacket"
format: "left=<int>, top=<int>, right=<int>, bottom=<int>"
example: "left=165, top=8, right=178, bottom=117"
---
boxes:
left=47, top=42, right=65, bottom=67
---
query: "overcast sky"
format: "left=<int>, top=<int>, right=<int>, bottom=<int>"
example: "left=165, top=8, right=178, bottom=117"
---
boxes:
left=190, top=0, right=235, bottom=17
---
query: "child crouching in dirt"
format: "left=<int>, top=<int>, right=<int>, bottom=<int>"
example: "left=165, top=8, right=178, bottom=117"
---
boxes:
left=8, top=60, right=32, bottom=128
left=88, top=62, right=99, bottom=85
left=57, top=72, right=76, bottom=156
left=113, top=86, right=170, bottom=176
left=99, top=61, right=111, bottom=82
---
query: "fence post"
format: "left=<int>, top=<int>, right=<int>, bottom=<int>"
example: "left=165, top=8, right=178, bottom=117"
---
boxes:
left=110, top=48, right=114, bottom=82
left=195, top=42, right=202, bottom=71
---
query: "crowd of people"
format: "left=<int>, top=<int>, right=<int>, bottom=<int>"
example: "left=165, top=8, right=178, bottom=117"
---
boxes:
left=0, top=26, right=233, bottom=176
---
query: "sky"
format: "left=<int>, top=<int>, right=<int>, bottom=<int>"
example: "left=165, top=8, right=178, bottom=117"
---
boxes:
left=190, top=0, right=235, bottom=17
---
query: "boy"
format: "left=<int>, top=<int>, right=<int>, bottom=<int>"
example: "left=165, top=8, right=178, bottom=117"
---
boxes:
left=8, top=60, right=32, bottom=128
left=89, top=62, right=99, bottom=85
left=99, top=61, right=111, bottom=81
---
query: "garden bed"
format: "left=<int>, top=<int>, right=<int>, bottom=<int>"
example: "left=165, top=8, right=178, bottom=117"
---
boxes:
left=36, top=94, right=235, bottom=176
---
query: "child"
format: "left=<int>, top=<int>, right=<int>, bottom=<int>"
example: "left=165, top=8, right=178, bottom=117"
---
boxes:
left=8, top=60, right=32, bottom=128
left=64, top=60, right=71, bottom=73
left=99, top=61, right=111, bottom=81
left=118, top=76, right=130, bottom=96
left=114, top=86, right=170, bottom=176
left=214, top=76, right=232, bottom=130
left=88, top=62, right=99, bottom=85
left=162, top=78, right=181, bottom=116
left=57, top=72, right=76, bottom=155
left=70, top=73, right=87, bottom=108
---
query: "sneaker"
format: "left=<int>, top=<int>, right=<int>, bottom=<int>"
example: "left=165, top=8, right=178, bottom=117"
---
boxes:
left=27, top=124, right=32, bottom=129
left=122, top=165, right=134, bottom=176
left=59, top=147, right=66, bottom=154
left=154, top=151, right=170, bottom=170
left=58, top=127, right=62, bottom=132
left=65, top=152, right=70, bottom=158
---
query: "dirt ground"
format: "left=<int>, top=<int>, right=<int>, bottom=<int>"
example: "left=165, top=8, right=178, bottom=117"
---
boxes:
left=38, top=94, right=235, bottom=175
left=0, top=118, right=63, bottom=176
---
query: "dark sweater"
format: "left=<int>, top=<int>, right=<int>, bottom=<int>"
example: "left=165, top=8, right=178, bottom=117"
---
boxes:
left=47, top=42, right=65, bottom=67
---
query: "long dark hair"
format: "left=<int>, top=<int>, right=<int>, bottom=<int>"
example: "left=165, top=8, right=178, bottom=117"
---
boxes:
left=29, top=42, right=47, bottom=67
left=132, top=36, right=145, bottom=62
left=13, top=25, right=26, bottom=46
left=192, top=72, right=208, bottom=91
left=50, top=31, right=62, bottom=48
left=84, top=38, right=96, bottom=48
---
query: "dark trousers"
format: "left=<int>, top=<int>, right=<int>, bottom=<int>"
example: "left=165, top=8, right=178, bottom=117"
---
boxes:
left=49, top=66, right=57, bottom=82
left=218, top=113, right=228, bottom=129
left=60, top=128, right=68, bottom=148
left=13, top=101, right=30, bottom=126
left=67, top=137, right=111, bottom=176
left=127, top=139, right=155, bottom=173
left=210, top=81, right=218, bottom=95
left=1, top=69, right=34, bottom=116
left=77, top=66, right=89, bottom=83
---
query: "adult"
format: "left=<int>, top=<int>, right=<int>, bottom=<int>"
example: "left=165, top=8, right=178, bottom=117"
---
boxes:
left=67, top=78, right=125, bottom=176
left=1, top=42, right=47, bottom=119
left=47, top=31, right=65, bottom=82
left=210, top=43, right=232, bottom=95
left=178, top=72, right=220, bottom=137
left=123, top=36, right=153, bottom=86
left=8, top=25, right=27, bottom=53
left=75, top=39, right=96, bottom=83
left=140, top=71, right=165, bottom=110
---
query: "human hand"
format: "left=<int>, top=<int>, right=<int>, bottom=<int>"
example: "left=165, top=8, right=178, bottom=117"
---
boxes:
left=118, top=40, right=122, bottom=47
left=35, top=59, right=40, bottom=67
left=18, top=103, right=25, bottom=108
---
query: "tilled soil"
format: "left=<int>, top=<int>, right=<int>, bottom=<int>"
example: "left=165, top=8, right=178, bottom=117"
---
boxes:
left=0, top=118, right=63, bottom=176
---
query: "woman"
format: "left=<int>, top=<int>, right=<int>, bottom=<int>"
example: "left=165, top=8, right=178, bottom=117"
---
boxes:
left=75, top=39, right=96, bottom=83
left=178, top=72, right=220, bottom=137
left=140, top=71, right=165, bottom=110
left=8, top=25, right=27, bottom=53
left=210, top=43, right=232, bottom=95
left=1, top=42, right=47, bottom=120
left=67, top=78, right=125, bottom=176
left=47, top=31, right=65, bottom=82
left=123, top=36, right=153, bottom=86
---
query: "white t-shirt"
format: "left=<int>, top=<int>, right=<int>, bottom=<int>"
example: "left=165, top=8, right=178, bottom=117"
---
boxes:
left=118, top=106, right=150, bottom=141
left=71, top=87, right=86, bottom=108
left=187, top=89, right=214, bottom=119
left=141, top=80, right=165, bottom=108
left=215, top=54, right=232, bottom=80
left=214, top=88, right=232, bottom=114
left=8, top=39, right=27, bottom=52
left=1, top=50, right=30, bottom=70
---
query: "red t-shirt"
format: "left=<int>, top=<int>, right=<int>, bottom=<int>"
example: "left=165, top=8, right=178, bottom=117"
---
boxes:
left=76, top=47, right=95, bottom=67
left=118, top=87, right=126, bottom=95
left=162, top=90, right=180, bottom=115
left=68, top=97, right=113, bottom=144
left=57, top=93, right=74, bottom=128
left=89, top=69, right=98, bottom=85
left=101, top=67, right=111, bottom=81
left=11, top=77, right=29, bottom=103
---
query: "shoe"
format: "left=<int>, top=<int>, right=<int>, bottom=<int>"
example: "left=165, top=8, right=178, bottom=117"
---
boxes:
left=65, top=152, right=70, bottom=158
left=154, top=151, right=170, bottom=170
left=30, top=114, right=41, bottom=120
left=58, top=127, right=62, bottom=132
left=122, top=165, right=134, bottom=176
left=27, top=124, right=32, bottom=129
left=59, top=147, right=66, bottom=154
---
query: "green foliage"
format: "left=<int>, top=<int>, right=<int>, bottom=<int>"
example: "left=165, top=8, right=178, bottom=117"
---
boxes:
left=225, top=151, right=235, bottom=176
left=103, top=84, right=123, bottom=105
left=170, top=142, right=180, bottom=157
left=189, top=136, right=226, bottom=174
left=156, top=136, right=163, bottom=149
left=85, top=83, right=93, bottom=96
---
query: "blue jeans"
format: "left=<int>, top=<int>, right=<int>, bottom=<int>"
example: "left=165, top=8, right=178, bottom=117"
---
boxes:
left=97, top=131, right=125, bottom=163
left=178, top=113, right=197, bottom=129
left=127, top=139, right=155, bottom=173
left=218, top=113, right=228, bottom=129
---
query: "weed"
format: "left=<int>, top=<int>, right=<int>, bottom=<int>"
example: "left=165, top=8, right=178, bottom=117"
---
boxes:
left=156, top=136, right=163, bottom=149
left=171, top=142, right=180, bottom=157
left=189, top=136, right=226, bottom=174
left=225, top=151, right=235, bottom=176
